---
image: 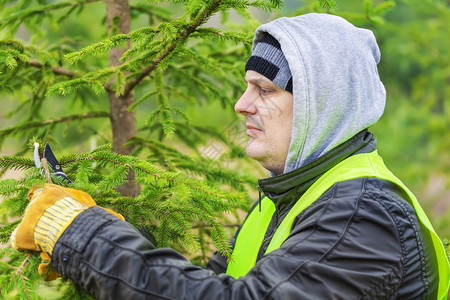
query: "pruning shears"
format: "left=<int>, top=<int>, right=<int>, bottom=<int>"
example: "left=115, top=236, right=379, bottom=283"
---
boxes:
left=34, top=142, right=72, bottom=184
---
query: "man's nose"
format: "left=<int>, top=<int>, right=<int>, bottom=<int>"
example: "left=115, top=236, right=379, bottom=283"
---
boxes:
left=234, top=88, right=257, bottom=115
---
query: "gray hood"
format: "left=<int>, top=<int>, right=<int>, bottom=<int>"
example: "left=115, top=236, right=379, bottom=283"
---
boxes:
left=252, top=13, right=386, bottom=173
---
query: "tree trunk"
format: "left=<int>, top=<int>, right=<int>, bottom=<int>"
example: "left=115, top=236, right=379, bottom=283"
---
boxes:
left=105, top=0, right=140, bottom=197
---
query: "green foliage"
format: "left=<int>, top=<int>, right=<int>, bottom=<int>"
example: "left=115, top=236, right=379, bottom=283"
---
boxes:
left=1, top=145, right=250, bottom=250
left=0, top=251, right=45, bottom=299
left=318, top=0, right=336, bottom=12
left=0, top=249, right=94, bottom=299
left=0, top=0, right=274, bottom=296
left=0, top=144, right=252, bottom=297
left=0, top=0, right=259, bottom=151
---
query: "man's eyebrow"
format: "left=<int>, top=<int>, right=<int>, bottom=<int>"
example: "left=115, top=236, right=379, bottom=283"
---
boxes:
left=245, top=77, right=276, bottom=87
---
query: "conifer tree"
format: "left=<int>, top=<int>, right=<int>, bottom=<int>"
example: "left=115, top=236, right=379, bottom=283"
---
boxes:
left=0, top=0, right=286, bottom=297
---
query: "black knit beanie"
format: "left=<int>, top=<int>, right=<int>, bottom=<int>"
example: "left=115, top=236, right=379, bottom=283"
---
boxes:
left=245, top=33, right=293, bottom=93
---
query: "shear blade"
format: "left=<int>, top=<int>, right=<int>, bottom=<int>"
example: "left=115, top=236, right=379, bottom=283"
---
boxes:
left=43, top=143, right=72, bottom=183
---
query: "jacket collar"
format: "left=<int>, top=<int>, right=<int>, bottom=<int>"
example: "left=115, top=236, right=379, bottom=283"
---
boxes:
left=258, top=130, right=376, bottom=211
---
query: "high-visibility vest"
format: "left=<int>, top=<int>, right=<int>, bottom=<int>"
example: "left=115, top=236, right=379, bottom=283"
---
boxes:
left=226, top=151, right=450, bottom=299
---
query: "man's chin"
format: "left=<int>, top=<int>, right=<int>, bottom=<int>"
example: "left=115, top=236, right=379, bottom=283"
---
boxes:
left=245, top=145, right=266, bottom=161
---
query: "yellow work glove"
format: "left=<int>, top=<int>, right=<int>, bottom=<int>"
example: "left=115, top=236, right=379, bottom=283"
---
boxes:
left=10, top=183, right=124, bottom=280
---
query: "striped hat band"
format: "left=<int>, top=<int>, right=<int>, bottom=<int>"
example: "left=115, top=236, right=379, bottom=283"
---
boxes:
left=245, top=33, right=293, bottom=93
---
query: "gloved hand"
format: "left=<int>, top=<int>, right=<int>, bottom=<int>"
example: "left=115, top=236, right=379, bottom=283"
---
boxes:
left=10, top=183, right=124, bottom=280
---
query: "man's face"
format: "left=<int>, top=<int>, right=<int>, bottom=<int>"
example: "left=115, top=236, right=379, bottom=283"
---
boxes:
left=235, top=70, right=293, bottom=175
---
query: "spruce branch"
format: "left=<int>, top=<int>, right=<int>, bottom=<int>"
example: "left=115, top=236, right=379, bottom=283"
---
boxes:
left=46, top=69, right=116, bottom=95
left=0, top=50, right=20, bottom=69
left=127, top=90, right=158, bottom=111
left=372, top=1, right=395, bottom=16
left=0, top=156, right=35, bottom=172
left=255, top=0, right=282, bottom=10
left=127, top=136, right=254, bottom=192
left=177, top=48, right=225, bottom=75
left=27, top=60, right=78, bottom=78
left=140, top=69, right=182, bottom=139
left=57, top=0, right=245, bottom=98
left=130, top=4, right=172, bottom=22
left=65, top=34, right=131, bottom=65
left=168, top=66, right=232, bottom=105
left=0, top=112, right=109, bottom=137
left=195, top=211, right=231, bottom=257
left=192, top=28, right=251, bottom=43
left=0, top=0, right=101, bottom=29
left=318, top=0, right=336, bottom=12
left=113, top=71, right=126, bottom=96
left=192, top=222, right=240, bottom=228
left=0, top=39, right=25, bottom=52
left=123, top=0, right=225, bottom=96
left=64, top=27, right=160, bottom=65
left=168, top=206, right=233, bottom=258
left=211, top=224, right=232, bottom=259
left=218, top=0, right=281, bottom=12
left=0, top=253, right=32, bottom=300
left=147, top=205, right=198, bottom=249
left=0, top=220, right=20, bottom=243
left=59, top=150, right=245, bottom=202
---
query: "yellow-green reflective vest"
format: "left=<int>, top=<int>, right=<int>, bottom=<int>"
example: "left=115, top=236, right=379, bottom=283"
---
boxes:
left=226, top=151, right=450, bottom=299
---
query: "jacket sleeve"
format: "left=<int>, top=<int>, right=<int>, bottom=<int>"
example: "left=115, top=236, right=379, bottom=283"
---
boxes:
left=51, top=178, right=416, bottom=300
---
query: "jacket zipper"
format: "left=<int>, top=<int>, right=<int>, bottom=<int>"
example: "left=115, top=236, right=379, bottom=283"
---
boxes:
left=256, top=210, right=279, bottom=261
left=255, top=184, right=282, bottom=261
left=257, top=185, right=262, bottom=212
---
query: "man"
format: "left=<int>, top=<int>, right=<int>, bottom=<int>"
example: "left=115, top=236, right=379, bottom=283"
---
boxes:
left=11, top=13, right=449, bottom=299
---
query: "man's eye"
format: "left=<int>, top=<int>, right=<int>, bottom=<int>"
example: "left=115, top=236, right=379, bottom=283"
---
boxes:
left=260, top=88, right=272, bottom=95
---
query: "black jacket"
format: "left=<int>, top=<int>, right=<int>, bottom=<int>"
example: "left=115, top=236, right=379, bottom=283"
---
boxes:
left=51, top=131, right=438, bottom=299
